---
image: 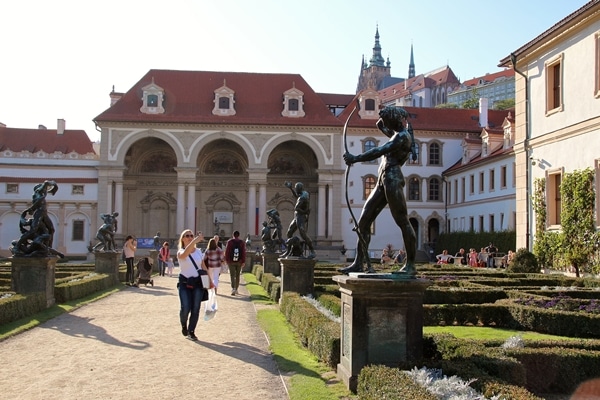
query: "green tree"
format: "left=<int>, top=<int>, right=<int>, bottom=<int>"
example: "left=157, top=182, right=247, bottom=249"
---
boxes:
left=493, top=99, right=515, bottom=110
left=461, top=88, right=480, bottom=109
left=560, top=168, right=596, bottom=277
left=435, top=103, right=459, bottom=109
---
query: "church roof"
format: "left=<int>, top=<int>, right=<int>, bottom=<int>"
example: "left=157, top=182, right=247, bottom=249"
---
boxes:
left=95, top=70, right=342, bottom=127
left=0, top=126, right=96, bottom=155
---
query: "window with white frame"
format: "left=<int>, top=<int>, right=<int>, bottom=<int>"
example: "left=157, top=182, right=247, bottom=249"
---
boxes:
left=6, top=183, right=18, bottom=193
left=140, top=80, right=165, bottom=114
left=361, top=138, right=378, bottom=164
left=428, top=177, right=440, bottom=201
left=595, top=32, right=600, bottom=97
left=72, top=220, right=84, bottom=241
left=545, top=54, right=563, bottom=114
left=363, top=175, right=376, bottom=199
left=213, top=82, right=236, bottom=116
left=281, top=85, right=305, bottom=117
left=547, top=171, right=563, bottom=226
left=408, top=177, right=420, bottom=201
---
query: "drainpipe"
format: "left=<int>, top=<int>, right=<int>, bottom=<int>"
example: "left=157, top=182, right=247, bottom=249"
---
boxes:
left=510, top=53, right=531, bottom=251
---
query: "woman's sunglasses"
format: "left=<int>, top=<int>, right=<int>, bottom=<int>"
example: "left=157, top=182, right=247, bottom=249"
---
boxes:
left=184, top=234, right=194, bottom=238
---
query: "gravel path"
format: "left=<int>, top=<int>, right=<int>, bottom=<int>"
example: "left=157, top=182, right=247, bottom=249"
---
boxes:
left=0, top=271, right=289, bottom=400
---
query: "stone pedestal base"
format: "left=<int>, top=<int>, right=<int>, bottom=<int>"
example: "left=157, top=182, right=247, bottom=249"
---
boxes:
left=149, top=250, right=159, bottom=273
left=262, top=253, right=281, bottom=276
left=11, top=257, right=57, bottom=308
left=94, top=251, right=121, bottom=285
left=280, top=258, right=316, bottom=296
left=243, top=251, right=255, bottom=272
left=333, top=274, right=432, bottom=393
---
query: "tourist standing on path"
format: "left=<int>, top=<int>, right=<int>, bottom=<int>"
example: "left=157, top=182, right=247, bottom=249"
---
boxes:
left=225, top=230, right=246, bottom=295
left=158, top=241, right=170, bottom=277
left=177, top=229, right=205, bottom=341
left=123, top=235, right=137, bottom=285
left=204, top=237, right=224, bottom=294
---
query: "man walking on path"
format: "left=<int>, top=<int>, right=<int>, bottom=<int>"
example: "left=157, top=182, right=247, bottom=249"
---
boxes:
left=225, top=230, right=246, bottom=295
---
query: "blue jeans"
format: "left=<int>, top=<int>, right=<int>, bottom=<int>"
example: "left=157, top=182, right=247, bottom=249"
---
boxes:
left=178, top=283, right=203, bottom=333
left=158, top=259, right=166, bottom=276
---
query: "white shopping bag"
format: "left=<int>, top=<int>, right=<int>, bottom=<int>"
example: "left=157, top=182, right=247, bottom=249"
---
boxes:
left=203, top=288, right=217, bottom=321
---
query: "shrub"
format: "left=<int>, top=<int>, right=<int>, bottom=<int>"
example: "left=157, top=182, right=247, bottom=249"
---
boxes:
left=508, top=248, right=540, bottom=273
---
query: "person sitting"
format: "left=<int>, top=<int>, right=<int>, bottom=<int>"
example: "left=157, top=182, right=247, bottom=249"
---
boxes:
left=395, top=249, right=406, bottom=265
left=380, top=248, right=394, bottom=266
left=454, top=248, right=468, bottom=265
left=436, top=249, right=452, bottom=264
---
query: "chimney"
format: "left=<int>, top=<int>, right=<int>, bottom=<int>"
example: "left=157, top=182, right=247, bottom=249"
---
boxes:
left=57, top=119, right=65, bottom=135
left=479, top=98, right=488, bottom=128
left=110, top=85, right=124, bottom=106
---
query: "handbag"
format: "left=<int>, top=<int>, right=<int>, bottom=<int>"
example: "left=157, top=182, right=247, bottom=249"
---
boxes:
left=189, top=254, right=210, bottom=289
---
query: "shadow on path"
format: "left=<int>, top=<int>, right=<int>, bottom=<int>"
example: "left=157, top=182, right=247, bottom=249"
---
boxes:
left=41, top=313, right=150, bottom=350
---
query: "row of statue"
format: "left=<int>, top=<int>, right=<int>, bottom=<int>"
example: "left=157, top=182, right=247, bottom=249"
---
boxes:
left=11, top=106, right=417, bottom=277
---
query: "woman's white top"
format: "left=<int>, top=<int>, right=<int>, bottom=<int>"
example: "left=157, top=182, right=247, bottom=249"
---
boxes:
left=177, top=248, right=204, bottom=278
left=123, top=240, right=136, bottom=258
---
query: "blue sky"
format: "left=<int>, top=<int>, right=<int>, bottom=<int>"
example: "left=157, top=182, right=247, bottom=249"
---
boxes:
left=1, top=0, right=590, bottom=141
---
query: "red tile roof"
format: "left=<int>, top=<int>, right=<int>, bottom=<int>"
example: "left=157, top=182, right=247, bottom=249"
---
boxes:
left=95, top=70, right=342, bottom=127
left=0, top=127, right=96, bottom=155
left=338, top=102, right=510, bottom=133
left=461, top=69, right=515, bottom=87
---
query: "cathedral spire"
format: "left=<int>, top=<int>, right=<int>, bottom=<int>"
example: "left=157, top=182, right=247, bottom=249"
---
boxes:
left=369, top=25, right=386, bottom=67
left=408, top=43, right=415, bottom=78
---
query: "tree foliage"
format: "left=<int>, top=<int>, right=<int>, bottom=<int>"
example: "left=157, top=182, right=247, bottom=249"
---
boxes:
left=493, top=99, right=515, bottom=110
left=560, top=168, right=596, bottom=277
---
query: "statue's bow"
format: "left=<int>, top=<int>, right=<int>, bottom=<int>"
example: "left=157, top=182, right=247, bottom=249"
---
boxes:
left=342, top=101, right=372, bottom=272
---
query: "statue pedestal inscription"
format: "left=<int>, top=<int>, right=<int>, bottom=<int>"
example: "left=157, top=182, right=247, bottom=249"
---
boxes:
left=94, top=251, right=121, bottom=284
left=332, top=274, right=432, bottom=393
left=262, top=253, right=281, bottom=276
left=280, top=258, right=316, bottom=296
left=11, top=257, right=57, bottom=308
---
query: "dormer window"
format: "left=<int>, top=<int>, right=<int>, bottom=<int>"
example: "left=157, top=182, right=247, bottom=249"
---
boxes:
left=282, top=84, right=305, bottom=117
left=140, top=79, right=165, bottom=114
left=358, top=89, right=380, bottom=119
left=212, top=80, right=236, bottom=116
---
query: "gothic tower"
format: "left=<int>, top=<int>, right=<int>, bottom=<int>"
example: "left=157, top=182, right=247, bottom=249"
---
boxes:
left=356, top=26, right=391, bottom=93
left=408, top=43, right=415, bottom=79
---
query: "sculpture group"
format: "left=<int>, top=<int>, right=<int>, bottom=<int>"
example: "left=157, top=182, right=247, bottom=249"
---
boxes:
left=88, top=212, right=119, bottom=252
left=11, top=180, right=64, bottom=258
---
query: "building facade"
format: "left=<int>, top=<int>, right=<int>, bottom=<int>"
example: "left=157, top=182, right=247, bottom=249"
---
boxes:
left=499, top=0, right=600, bottom=250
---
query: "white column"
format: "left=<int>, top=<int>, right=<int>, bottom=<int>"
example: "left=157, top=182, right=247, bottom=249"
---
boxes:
left=115, top=181, right=123, bottom=216
left=421, top=178, right=427, bottom=202
left=328, top=184, right=333, bottom=239
left=177, top=182, right=185, bottom=234
left=258, top=184, right=267, bottom=225
left=187, top=182, right=196, bottom=231
left=318, top=183, right=326, bottom=237
left=106, top=183, right=113, bottom=213
left=247, top=183, right=257, bottom=235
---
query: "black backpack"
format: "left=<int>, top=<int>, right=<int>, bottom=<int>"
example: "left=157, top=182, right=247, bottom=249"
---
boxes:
left=232, top=241, right=241, bottom=262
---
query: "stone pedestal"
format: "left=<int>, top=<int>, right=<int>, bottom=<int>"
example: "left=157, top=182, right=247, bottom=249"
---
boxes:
left=262, top=253, right=281, bottom=276
left=243, top=251, right=255, bottom=272
left=11, top=257, right=57, bottom=308
left=332, top=274, right=432, bottom=393
left=149, top=250, right=159, bottom=273
left=280, top=258, right=316, bottom=296
left=94, top=251, right=121, bottom=284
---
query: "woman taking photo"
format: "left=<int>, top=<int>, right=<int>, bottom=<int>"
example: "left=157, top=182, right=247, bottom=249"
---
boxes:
left=177, top=229, right=205, bottom=341
left=123, top=235, right=137, bottom=286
